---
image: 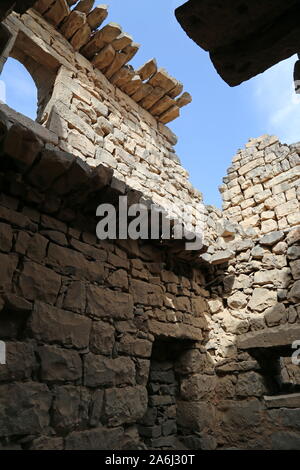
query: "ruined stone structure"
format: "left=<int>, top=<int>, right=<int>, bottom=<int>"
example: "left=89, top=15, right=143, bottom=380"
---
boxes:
left=0, top=1, right=300, bottom=451
left=176, top=0, right=300, bottom=88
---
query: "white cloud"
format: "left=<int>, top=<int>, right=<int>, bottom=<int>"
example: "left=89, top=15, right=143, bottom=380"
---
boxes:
left=252, top=55, right=300, bottom=144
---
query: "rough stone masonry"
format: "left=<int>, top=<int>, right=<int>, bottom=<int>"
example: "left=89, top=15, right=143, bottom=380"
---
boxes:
left=0, top=0, right=299, bottom=450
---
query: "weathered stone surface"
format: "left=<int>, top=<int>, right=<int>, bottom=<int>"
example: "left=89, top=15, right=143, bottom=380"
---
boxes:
left=265, top=393, right=300, bottom=409
left=176, top=0, right=300, bottom=86
left=177, top=401, right=216, bottom=433
left=136, top=58, right=157, bottom=81
left=260, top=231, right=285, bottom=246
left=90, top=320, right=115, bottom=355
left=211, top=250, right=234, bottom=265
left=272, top=432, right=300, bottom=450
left=29, top=301, right=92, bottom=349
left=84, top=354, right=135, bottom=388
left=288, top=280, right=300, bottom=302
left=3, top=123, right=42, bottom=171
left=65, top=426, right=124, bottom=450
left=18, top=260, right=61, bottom=304
left=219, top=399, right=262, bottom=435
left=60, top=10, right=86, bottom=40
left=117, top=335, right=152, bottom=358
left=0, top=342, right=36, bottom=382
left=30, top=436, right=64, bottom=450
left=87, top=285, right=134, bottom=320
left=0, top=222, right=13, bottom=252
left=248, top=288, right=277, bottom=312
left=0, top=382, right=51, bottom=436
left=227, top=291, right=247, bottom=309
left=87, top=5, right=108, bottom=31
left=291, top=260, right=300, bottom=280
left=238, top=324, right=300, bottom=349
left=236, top=372, right=266, bottom=397
left=104, top=385, right=148, bottom=426
left=47, top=243, right=103, bottom=281
left=264, top=303, right=287, bottom=327
left=254, top=269, right=291, bottom=288
left=0, top=253, right=18, bottom=291
left=52, top=385, right=89, bottom=432
left=181, top=374, right=216, bottom=400
left=38, top=345, right=82, bottom=383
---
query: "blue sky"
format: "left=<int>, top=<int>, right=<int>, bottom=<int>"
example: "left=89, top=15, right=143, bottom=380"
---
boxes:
left=1, top=0, right=299, bottom=207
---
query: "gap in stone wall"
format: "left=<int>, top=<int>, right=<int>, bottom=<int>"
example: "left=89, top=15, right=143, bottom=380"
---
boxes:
left=138, top=338, right=192, bottom=450
left=251, top=346, right=300, bottom=395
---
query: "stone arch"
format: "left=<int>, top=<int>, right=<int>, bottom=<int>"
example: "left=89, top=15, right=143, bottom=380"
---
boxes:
left=3, top=29, right=58, bottom=123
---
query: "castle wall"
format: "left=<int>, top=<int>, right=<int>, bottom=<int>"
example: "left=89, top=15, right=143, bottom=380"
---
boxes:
left=0, top=111, right=212, bottom=450
left=2, top=6, right=205, bottom=234
left=0, top=1, right=300, bottom=451
left=220, top=135, right=300, bottom=234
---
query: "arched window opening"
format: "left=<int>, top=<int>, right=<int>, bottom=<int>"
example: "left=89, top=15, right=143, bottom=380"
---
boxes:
left=0, top=30, right=58, bottom=124
left=1, top=56, right=38, bottom=121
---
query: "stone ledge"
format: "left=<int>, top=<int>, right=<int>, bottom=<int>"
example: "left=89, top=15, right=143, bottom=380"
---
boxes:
left=237, top=324, right=300, bottom=350
left=264, top=394, right=300, bottom=409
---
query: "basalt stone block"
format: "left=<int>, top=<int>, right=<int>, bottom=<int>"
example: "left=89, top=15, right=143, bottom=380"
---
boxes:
left=84, top=354, right=135, bottom=388
left=272, top=431, right=300, bottom=450
left=89, top=320, right=115, bottom=356
left=86, top=285, right=134, bottom=320
left=47, top=243, right=104, bottom=281
left=65, top=427, right=124, bottom=450
left=0, top=342, right=36, bottom=382
left=104, top=386, right=148, bottom=426
left=176, top=0, right=300, bottom=86
left=63, top=281, right=86, bottom=314
left=236, top=372, right=267, bottom=398
left=129, top=279, right=164, bottom=307
left=117, top=335, right=152, bottom=358
left=0, top=253, right=18, bottom=291
left=27, top=149, right=74, bottom=190
left=38, top=345, right=82, bottom=383
left=29, top=436, right=64, bottom=450
left=3, top=123, right=43, bottom=171
left=177, top=401, right=216, bottom=433
left=52, top=385, right=90, bottom=432
left=0, top=222, right=13, bottom=252
left=219, top=399, right=262, bottom=433
left=181, top=374, right=216, bottom=401
left=0, top=382, right=52, bottom=437
left=18, top=260, right=61, bottom=304
left=28, top=301, right=92, bottom=349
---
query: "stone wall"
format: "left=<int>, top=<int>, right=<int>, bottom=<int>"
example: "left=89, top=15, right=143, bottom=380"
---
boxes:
left=1, top=1, right=300, bottom=451
left=0, top=111, right=211, bottom=450
left=1, top=5, right=205, bottom=235
left=220, top=135, right=300, bottom=234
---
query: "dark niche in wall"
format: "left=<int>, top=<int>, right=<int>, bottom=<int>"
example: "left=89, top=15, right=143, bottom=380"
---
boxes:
left=138, top=338, right=192, bottom=450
